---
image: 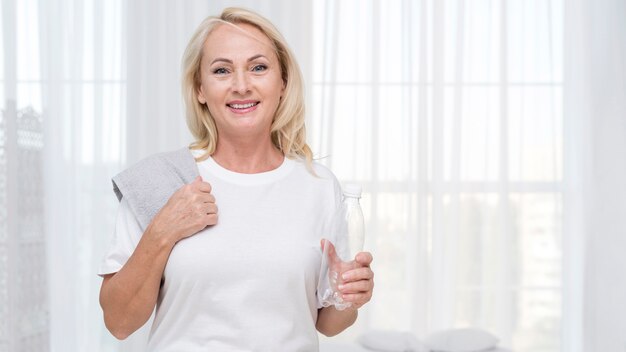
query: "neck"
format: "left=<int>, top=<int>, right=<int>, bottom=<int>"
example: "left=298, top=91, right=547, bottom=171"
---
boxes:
left=212, top=135, right=284, bottom=174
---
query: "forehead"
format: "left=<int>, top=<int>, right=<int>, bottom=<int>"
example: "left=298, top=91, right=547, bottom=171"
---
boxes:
left=203, top=23, right=277, bottom=61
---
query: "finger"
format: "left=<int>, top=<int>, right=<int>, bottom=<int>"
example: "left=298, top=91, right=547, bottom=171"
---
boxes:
left=341, top=292, right=372, bottom=304
left=190, top=193, right=215, bottom=206
left=205, top=203, right=218, bottom=214
left=202, top=213, right=218, bottom=226
left=194, top=201, right=217, bottom=214
left=197, top=193, right=216, bottom=203
left=342, top=267, right=374, bottom=282
left=206, top=193, right=216, bottom=203
left=355, top=252, right=373, bottom=266
left=338, top=280, right=373, bottom=294
left=193, top=175, right=203, bottom=183
left=195, top=181, right=212, bottom=193
left=321, top=239, right=341, bottom=265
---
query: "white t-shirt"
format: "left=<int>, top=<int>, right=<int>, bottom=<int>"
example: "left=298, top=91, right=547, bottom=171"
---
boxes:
left=99, top=152, right=342, bottom=351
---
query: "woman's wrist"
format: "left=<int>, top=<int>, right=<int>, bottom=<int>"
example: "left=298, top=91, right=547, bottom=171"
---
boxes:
left=144, top=223, right=178, bottom=251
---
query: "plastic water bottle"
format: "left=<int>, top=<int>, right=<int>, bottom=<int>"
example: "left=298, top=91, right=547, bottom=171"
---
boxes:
left=318, top=183, right=365, bottom=310
left=340, top=184, right=365, bottom=261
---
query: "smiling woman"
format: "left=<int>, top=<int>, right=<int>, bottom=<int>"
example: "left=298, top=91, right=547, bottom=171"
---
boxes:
left=181, top=9, right=312, bottom=172
left=195, top=23, right=285, bottom=169
left=97, top=7, right=374, bottom=351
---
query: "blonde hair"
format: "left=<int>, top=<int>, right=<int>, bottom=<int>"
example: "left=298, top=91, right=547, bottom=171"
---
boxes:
left=181, top=7, right=313, bottom=169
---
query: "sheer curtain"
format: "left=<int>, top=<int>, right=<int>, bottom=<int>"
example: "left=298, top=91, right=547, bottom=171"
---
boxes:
left=312, top=0, right=564, bottom=351
left=37, top=0, right=127, bottom=350
left=565, top=0, right=626, bottom=351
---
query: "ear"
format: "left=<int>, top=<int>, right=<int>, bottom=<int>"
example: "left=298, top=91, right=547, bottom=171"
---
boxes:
left=197, top=85, right=207, bottom=104
left=280, top=80, right=286, bottom=99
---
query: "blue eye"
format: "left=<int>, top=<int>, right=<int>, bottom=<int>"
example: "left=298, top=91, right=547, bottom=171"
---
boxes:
left=213, top=67, right=229, bottom=75
left=252, top=64, right=267, bottom=72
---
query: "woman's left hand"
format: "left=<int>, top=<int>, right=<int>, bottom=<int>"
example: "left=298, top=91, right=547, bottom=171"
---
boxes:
left=322, top=240, right=374, bottom=310
left=339, top=251, right=374, bottom=309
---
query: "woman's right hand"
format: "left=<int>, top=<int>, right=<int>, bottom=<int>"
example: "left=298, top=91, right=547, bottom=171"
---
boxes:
left=147, top=175, right=218, bottom=244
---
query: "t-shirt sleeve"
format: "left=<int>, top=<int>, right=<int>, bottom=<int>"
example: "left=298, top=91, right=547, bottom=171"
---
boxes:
left=97, top=197, right=144, bottom=277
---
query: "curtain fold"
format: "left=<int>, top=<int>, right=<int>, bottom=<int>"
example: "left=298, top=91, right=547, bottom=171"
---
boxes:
left=564, top=0, right=626, bottom=351
left=39, top=0, right=126, bottom=350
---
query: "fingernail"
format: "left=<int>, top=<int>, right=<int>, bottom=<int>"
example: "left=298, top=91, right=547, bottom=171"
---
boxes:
left=338, top=284, right=345, bottom=290
left=342, top=273, right=350, bottom=280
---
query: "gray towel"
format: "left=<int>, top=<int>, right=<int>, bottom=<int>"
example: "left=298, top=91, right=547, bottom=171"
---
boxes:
left=112, top=147, right=199, bottom=230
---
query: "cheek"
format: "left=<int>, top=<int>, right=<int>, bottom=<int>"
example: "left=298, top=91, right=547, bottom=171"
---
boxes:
left=202, top=81, right=229, bottom=103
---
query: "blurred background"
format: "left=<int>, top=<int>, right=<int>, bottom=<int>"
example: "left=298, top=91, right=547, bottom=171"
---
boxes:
left=0, top=0, right=625, bottom=351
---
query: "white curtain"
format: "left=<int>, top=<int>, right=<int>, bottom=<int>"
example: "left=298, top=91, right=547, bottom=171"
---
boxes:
left=38, top=0, right=127, bottom=350
left=312, top=0, right=565, bottom=351
left=564, top=0, right=626, bottom=351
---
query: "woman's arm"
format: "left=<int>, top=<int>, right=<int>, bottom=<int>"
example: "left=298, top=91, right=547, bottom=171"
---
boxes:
left=99, top=176, right=217, bottom=339
left=316, top=252, right=374, bottom=336
left=99, top=230, right=175, bottom=339
left=316, top=306, right=358, bottom=337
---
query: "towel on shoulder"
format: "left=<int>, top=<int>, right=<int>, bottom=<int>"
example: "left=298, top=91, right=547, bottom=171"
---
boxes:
left=111, top=147, right=199, bottom=230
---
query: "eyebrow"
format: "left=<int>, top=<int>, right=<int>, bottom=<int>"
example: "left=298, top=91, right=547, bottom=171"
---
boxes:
left=210, top=54, right=268, bottom=65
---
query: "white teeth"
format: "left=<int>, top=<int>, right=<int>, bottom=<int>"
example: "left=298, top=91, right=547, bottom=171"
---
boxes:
left=230, top=102, right=257, bottom=109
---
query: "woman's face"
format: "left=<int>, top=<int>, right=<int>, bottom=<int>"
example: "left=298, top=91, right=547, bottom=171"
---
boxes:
left=197, top=23, right=284, bottom=143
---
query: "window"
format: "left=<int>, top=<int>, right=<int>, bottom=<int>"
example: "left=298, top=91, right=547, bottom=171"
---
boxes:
left=312, top=0, right=563, bottom=350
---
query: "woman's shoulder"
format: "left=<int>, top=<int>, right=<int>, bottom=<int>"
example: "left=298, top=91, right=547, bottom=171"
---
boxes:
left=149, top=147, right=196, bottom=165
left=312, top=161, right=338, bottom=180
left=288, top=156, right=337, bottom=180
left=289, top=157, right=342, bottom=196
left=114, top=147, right=197, bottom=186
left=122, top=147, right=195, bottom=171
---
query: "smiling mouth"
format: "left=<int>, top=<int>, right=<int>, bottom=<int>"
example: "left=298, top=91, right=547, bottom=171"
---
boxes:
left=227, top=102, right=260, bottom=109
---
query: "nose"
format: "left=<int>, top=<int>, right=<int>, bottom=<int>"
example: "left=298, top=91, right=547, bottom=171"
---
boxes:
left=232, top=71, right=250, bottom=95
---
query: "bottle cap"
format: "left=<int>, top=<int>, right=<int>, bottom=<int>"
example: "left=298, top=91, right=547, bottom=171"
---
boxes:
left=343, top=183, right=362, bottom=198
